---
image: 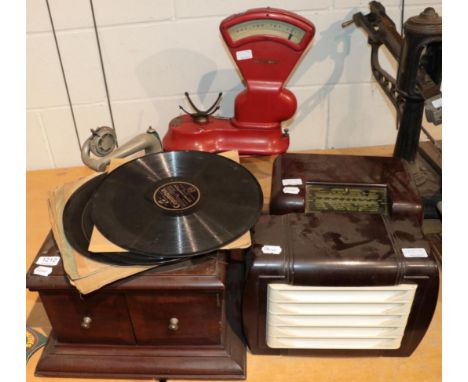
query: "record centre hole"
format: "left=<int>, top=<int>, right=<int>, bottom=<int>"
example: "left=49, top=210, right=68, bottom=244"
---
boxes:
left=153, top=181, right=201, bottom=211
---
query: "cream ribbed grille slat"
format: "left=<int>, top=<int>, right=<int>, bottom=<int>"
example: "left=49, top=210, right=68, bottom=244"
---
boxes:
left=267, top=337, right=402, bottom=349
left=267, top=284, right=417, bottom=349
left=269, top=288, right=415, bottom=303
left=268, top=314, right=408, bottom=327
left=268, top=302, right=412, bottom=315
left=271, top=326, right=405, bottom=338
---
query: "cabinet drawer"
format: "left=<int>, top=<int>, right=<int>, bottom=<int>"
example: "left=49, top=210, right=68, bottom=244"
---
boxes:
left=40, top=291, right=135, bottom=344
left=127, top=292, right=223, bottom=345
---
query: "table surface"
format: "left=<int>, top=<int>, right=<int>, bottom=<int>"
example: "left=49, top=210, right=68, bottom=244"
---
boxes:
left=26, top=145, right=441, bottom=382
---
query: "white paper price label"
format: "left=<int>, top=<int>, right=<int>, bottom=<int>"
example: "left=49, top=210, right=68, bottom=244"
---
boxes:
left=282, top=178, right=303, bottom=186
left=261, top=245, right=282, bottom=255
left=283, top=186, right=300, bottom=195
left=36, top=256, right=61, bottom=266
left=33, top=266, right=53, bottom=277
left=432, top=97, right=442, bottom=108
left=402, top=248, right=428, bottom=258
left=236, top=49, right=253, bottom=61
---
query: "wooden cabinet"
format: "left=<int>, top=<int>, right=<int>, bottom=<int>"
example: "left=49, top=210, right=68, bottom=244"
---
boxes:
left=26, top=233, right=246, bottom=379
left=127, top=291, right=223, bottom=345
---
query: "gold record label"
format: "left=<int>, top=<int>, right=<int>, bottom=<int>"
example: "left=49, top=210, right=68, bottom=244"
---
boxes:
left=153, top=181, right=200, bottom=211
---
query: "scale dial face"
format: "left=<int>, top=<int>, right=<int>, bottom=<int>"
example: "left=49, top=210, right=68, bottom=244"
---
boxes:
left=227, top=19, right=306, bottom=45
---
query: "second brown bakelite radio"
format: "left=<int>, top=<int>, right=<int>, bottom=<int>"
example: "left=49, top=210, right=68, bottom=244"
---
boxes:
left=243, top=154, right=439, bottom=356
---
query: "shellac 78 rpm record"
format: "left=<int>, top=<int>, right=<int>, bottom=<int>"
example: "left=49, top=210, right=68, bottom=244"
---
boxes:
left=62, top=174, right=186, bottom=265
left=90, top=151, right=263, bottom=257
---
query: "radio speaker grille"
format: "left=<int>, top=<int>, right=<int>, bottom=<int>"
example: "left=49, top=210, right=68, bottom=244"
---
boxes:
left=266, top=284, right=417, bottom=349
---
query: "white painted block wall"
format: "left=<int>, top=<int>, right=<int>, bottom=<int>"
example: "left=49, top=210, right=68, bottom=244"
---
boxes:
left=26, top=0, right=442, bottom=170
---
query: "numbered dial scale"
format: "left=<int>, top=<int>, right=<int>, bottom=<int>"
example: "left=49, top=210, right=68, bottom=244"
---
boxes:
left=163, top=8, right=315, bottom=155
left=227, top=20, right=306, bottom=44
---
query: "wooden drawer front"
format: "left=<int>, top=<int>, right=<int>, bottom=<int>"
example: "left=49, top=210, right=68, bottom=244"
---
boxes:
left=127, top=292, right=222, bottom=345
left=40, top=291, right=135, bottom=344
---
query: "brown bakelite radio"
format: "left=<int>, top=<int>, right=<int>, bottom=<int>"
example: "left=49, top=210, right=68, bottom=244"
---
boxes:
left=243, top=154, right=439, bottom=356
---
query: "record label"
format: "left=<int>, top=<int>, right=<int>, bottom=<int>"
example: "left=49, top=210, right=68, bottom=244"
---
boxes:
left=153, top=181, right=200, bottom=211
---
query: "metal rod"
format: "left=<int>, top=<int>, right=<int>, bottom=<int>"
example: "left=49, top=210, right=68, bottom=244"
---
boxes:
left=400, top=0, right=405, bottom=33
left=89, top=0, right=118, bottom=146
left=45, top=0, right=81, bottom=150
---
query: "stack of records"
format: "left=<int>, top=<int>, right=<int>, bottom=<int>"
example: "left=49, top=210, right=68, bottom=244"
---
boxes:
left=60, top=151, right=263, bottom=267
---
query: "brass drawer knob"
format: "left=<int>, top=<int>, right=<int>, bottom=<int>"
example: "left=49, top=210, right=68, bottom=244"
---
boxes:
left=81, top=316, right=92, bottom=329
left=168, top=317, right=179, bottom=331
